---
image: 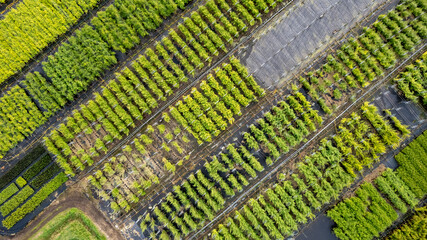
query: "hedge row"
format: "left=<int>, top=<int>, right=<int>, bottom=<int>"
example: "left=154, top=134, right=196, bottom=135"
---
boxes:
left=387, top=206, right=427, bottom=239
left=0, top=145, right=45, bottom=189
left=22, top=154, right=52, bottom=181
left=2, top=172, right=67, bottom=229
left=0, top=184, right=18, bottom=205
left=0, top=0, right=99, bottom=83
left=30, top=163, right=61, bottom=189
left=0, top=185, right=34, bottom=217
left=395, top=130, right=427, bottom=198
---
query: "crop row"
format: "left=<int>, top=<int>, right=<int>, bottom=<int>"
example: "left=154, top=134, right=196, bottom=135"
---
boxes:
left=387, top=206, right=427, bottom=239
left=0, top=0, right=280, bottom=160
left=138, top=83, right=325, bottom=239
left=209, top=103, right=409, bottom=239
left=170, top=58, right=265, bottom=143
left=328, top=169, right=418, bottom=240
left=31, top=0, right=269, bottom=110
left=0, top=146, right=64, bottom=230
left=0, top=145, right=45, bottom=190
left=0, top=185, right=34, bottom=217
left=87, top=60, right=264, bottom=215
left=0, top=0, right=99, bottom=83
left=44, top=56, right=261, bottom=178
left=394, top=51, right=427, bottom=105
left=0, top=87, right=46, bottom=159
left=2, top=172, right=68, bottom=229
left=328, top=129, right=427, bottom=240
left=87, top=118, right=196, bottom=214
left=394, top=130, right=427, bottom=198
left=0, top=0, right=193, bottom=160
left=298, top=0, right=426, bottom=114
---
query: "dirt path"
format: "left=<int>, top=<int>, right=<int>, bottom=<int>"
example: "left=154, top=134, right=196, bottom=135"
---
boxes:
left=1, top=182, right=124, bottom=240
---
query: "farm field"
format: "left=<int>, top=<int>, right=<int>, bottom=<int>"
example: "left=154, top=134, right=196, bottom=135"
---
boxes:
left=0, top=0, right=426, bottom=239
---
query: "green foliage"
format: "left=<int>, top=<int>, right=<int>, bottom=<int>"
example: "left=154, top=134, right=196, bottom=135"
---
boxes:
left=30, top=164, right=62, bottom=189
left=0, top=87, right=46, bottom=159
left=0, top=185, right=34, bottom=216
left=163, top=158, right=176, bottom=173
left=0, top=0, right=99, bottom=83
left=395, top=130, right=427, bottom=198
left=2, top=173, right=67, bottom=229
left=22, top=154, right=52, bottom=181
left=15, top=177, right=27, bottom=188
left=0, top=184, right=19, bottom=206
left=387, top=206, right=427, bottom=240
left=394, top=53, right=427, bottom=105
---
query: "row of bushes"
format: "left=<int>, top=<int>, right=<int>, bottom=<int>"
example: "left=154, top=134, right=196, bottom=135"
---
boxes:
left=0, top=185, right=34, bottom=217
left=1, top=0, right=195, bottom=160
left=0, top=0, right=99, bottom=83
left=0, top=145, right=45, bottom=189
left=210, top=102, right=407, bottom=239
left=300, top=0, right=426, bottom=116
left=2, top=172, right=67, bottom=229
left=386, top=206, right=427, bottom=239
left=0, top=184, right=18, bottom=206
left=394, top=52, right=427, bottom=105
left=30, top=164, right=61, bottom=189
left=395, top=130, right=427, bottom=198
left=22, top=154, right=52, bottom=181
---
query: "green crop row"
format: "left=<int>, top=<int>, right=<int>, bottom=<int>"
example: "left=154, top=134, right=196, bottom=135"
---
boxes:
left=0, top=0, right=99, bottom=83
left=0, top=185, right=34, bottom=217
left=22, top=154, right=52, bottom=181
left=386, top=206, right=427, bottom=239
left=0, top=184, right=18, bottom=206
left=299, top=0, right=426, bottom=114
left=395, top=130, right=427, bottom=198
left=2, top=172, right=68, bottom=229
left=394, top=51, right=427, bottom=105
left=0, top=145, right=45, bottom=189
left=0, top=87, right=46, bottom=160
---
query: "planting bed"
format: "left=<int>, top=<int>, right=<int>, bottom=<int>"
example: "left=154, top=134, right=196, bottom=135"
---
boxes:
left=1, top=0, right=426, bottom=238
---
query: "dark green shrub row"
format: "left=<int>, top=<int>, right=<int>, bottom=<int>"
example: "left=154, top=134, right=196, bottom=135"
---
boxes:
left=22, top=154, right=52, bottom=181
left=2, top=172, right=67, bottom=229
left=0, top=145, right=45, bottom=190
left=0, top=184, right=18, bottom=205
left=395, top=130, right=427, bottom=198
left=30, top=163, right=61, bottom=189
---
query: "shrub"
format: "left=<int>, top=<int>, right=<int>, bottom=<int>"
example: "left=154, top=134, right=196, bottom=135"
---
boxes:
left=0, top=185, right=34, bottom=216
left=2, top=173, right=67, bottom=229
left=22, top=154, right=52, bottom=181
left=15, top=177, right=27, bottom=188
left=0, top=145, right=45, bottom=189
left=0, top=184, right=19, bottom=205
left=30, top=164, right=61, bottom=189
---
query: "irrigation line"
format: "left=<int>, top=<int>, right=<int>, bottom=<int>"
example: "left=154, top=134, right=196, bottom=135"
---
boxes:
left=0, top=0, right=211, bottom=168
left=190, top=42, right=427, bottom=239
left=119, top=0, right=402, bottom=228
left=72, top=0, right=297, bottom=184
left=294, top=122, right=427, bottom=240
